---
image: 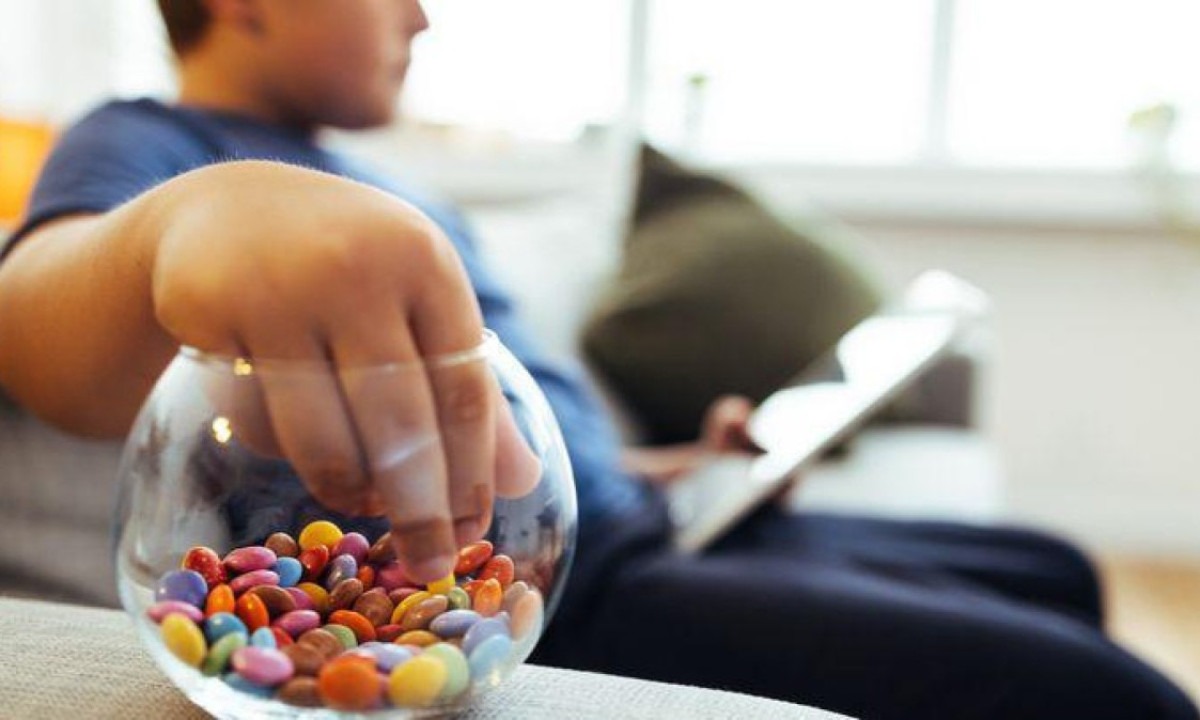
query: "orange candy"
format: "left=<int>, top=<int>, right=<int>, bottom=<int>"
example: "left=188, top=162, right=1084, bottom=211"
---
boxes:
left=461, top=579, right=484, bottom=602
left=235, top=591, right=270, bottom=632
left=478, top=555, right=515, bottom=589
left=205, top=583, right=235, bottom=617
left=299, top=545, right=330, bottom=582
left=454, top=541, right=493, bottom=575
left=270, top=626, right=295, bottom=648
left=328, top=610, right=377, bottom=644
left=473, top=578, right=503, bottom=617
left=317, top=656, right=382, bottom=711
left=356, top=565, right=375, bottom=589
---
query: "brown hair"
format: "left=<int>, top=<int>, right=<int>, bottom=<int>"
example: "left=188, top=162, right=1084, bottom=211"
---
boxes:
left=157, top=0, right=211, bottom=55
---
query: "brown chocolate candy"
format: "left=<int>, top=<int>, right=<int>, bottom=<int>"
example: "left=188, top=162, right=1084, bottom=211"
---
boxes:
left=281, top=642, right=327, bottom=677
left=366, top=531, right=395, bottom=564
left=352, top=588, right=394, bottom=627
left=297, top=627, right=343, bottom=661
left=399, top=595, right=449, bottom=633
left=248, top=585, right=296, bottom=618
left=264, top=532, right=300, bottom=559
left=327, top=578, right=364, bottom=613
left=276, top=676, right=322, bottom=707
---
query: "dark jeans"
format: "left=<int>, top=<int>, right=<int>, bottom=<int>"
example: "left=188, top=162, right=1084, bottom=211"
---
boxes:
left=534, top=504, right=1198, bottom=720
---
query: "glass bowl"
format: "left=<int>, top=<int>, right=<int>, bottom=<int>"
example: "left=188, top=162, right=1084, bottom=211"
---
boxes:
left=114, top=331, right=577, bottom=718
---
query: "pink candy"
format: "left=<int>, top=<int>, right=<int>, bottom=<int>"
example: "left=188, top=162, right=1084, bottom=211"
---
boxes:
left=229, top=569, right=280, bottom=595
left=231, top=646, right=295, bottom=686
left=224, top=546, right=277, bottom=574
left=147, top=600, right=205, bottom=624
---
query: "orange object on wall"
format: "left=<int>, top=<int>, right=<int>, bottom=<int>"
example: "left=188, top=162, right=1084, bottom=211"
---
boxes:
left=0, top=118, right=56, bottom=229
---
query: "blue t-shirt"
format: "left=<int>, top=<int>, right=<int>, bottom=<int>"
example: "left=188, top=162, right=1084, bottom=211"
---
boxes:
left=6, top=98, right=654, bottom=559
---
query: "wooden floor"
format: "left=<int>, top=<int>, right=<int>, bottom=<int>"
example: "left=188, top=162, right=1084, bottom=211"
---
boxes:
left=1101, top=556, right=1200, bottom=703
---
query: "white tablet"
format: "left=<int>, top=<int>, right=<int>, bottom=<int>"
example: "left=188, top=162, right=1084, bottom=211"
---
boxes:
left=667, top=270, right=990, bottom=553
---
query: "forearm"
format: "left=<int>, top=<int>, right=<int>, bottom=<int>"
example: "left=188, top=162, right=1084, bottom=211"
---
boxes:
left=0, top=190, right=174, bottom=437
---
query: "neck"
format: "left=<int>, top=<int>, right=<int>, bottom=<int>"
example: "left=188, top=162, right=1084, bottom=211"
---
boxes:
left=175, top=55, right=314, bottom=134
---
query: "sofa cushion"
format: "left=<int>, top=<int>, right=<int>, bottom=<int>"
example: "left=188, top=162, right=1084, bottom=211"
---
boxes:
left=581, top=145, right=883, bottom=444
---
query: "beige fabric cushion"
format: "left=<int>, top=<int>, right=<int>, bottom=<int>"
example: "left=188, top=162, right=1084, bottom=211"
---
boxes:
left=0, top=597, right=850, bottom=719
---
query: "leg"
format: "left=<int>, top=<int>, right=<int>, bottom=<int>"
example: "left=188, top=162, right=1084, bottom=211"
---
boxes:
left=716, top=508, right=1104, bottom=627
left=539, top=549, right=1195, bottom=720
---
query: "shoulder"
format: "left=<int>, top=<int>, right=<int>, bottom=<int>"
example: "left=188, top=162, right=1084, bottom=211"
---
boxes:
left=52, top=98, right=213, bottom=168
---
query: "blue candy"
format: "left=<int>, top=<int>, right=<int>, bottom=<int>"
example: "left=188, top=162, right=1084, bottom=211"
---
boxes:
left=467, top=633, right=513, bottom=681
left=462, top=616, right=510, bottom=657
left=323, top=554, right=357, bottom=590
left=222, top=672, right=273, bottom=699
left=359, top=643, right=413, bottom=672
left=273, top=556, right=303, bottom=588
left=249, top=627, right=277, bottom=649
left=154, top=569, right=208, bottom=608
left=429, top=609, right=481, bottom=638
left=205, top=612, right=249, bottom=645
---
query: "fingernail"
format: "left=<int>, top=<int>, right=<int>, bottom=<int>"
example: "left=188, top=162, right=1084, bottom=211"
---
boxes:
left=408, top=554, right=455, bottom=584
left=454, top=518, right=482, bottom=547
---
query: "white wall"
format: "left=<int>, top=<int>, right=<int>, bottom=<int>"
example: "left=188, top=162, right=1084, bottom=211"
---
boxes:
left=853, top=221, right=1200, bottom=557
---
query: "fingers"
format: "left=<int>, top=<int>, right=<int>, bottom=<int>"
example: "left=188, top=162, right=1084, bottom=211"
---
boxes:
left=702, top=395, right=762, bottom=453
left=426, top=361, right=495, bottom=547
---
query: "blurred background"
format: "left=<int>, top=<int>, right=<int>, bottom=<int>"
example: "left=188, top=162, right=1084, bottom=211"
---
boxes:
left=3, top=0, right=1200, bottom=698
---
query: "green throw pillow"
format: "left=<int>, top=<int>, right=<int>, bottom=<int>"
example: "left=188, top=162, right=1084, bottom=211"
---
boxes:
left=581, top=144, right=884, bottom=444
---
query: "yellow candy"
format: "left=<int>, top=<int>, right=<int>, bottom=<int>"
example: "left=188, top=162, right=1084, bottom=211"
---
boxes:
left=390, top=590, right=431, bottom=625
left=298, top=520, right=343, bottom=551
left=161, top=613, right=207, bottom=667
left=296, top=582, right=330, bottom=614
left=426, top=572, right=456, bottom=596
left=388, top=655, right=447, bottom=707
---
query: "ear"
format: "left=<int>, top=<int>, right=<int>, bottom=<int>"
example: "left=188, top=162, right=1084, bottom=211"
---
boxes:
left=203, top=0, right=266, bottom=36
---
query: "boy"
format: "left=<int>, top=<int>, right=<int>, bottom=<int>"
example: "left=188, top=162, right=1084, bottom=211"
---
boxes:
left=0, top=2, right=1193, bottom=718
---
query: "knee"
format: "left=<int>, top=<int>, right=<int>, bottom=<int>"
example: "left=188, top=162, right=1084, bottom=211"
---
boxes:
left=1014, top=527, right=1105, bottom=623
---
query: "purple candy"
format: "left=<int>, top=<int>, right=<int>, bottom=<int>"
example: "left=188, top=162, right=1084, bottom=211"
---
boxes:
left=224, top=546, right=277, bottom=574
left=284, top=587, right=315, bottom=612
left=373, top=561, right=411, bottom=592
left=323, top=554, right=358, bottom=591
left=231, top=646, right=294, bottom=687
left=229, top=569, right=279, bottom=595
left=273, top=610, right=321, bottom=638
left=146, top=600, right=204, bottom=624
left=429, top=609, right=481, bottom=638
left=155, top=569, right=208, bottom=608
left=331, top=532, right=370, bottom=565
left=462, top=616, right=511, bottom=657
left=357, top=643, right=413, bottom=672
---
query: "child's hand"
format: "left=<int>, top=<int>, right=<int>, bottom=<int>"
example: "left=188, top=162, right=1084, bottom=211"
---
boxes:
left=149, top=161, right=538, bottom=581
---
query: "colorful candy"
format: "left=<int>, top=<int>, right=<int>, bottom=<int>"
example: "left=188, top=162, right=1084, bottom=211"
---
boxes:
left=148, top=523, right=537, bottom=710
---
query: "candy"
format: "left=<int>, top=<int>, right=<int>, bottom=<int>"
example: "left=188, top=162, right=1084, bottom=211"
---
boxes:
left=223, top=546, right=277, bottom=574
left=202, top=629, right=246, bottom=676
left=510, top=590, right=544, bottom=640
left=230, top=569, right=279, bottom=596
left=446, top=586, right=471, bottom=611
left=297, top=628, right=344, bottom=661
left=478, top=555, right=515, bottom=589
left=455, top=541, right=493, bottom=575
left=331, top=532, right=370, bottom=564
left=283, top=587, right=315, bottom=613
left=294, top=583, right=330, bottom=614
left=298, top=545, right=330, bottom=582
left=324, top=554, right=358, bottom=591
left=181, top=546, right=226, bottom=588
left=205, top=584, right=235, bottom=617
left=327, top=578, right=364, bottom=612
left=273, top=610, right=321, bottom=639
left=281, top=642, right=326, bottom=677
left=235, top=591, right=270, bottom=632
left=264, top=532, right=299, bottom=559
left=388, top=587, right=422, bottom=605
left=473, top=578, right=503, bottom=617
left=273, top=557, right=303, bottom=588
left=318, top=655, right=383, bottom=711
left=298, top=520, right=343, bottom=551
left=248, top=585, right=296, bottom=617
left=352, top=589, right=394, bottom=627
left=376, top=624, right=405, bottom=643
left=357, top=643, right=413, bottom=673
left=468, top=633, right=513, bottom=683
left=204, top=612, right=249, bottom=645
left=430, top=609, right=481, bottom=638
left=367, top=531, right=395, bottom=564
left=388, top=655, right=447, bottom=708
left=462, top=616, right=510, bottom=657
left=250, top=627, right=277, bottom=649
left=323, top=623, right=358, bottom=650
left=277, top=676, right=322, bottom=707
left=328, top=610, right=377, bottom=644
left=231, top=646, right=294, bottom=687
left=161, top=613, right=207, bottom=667
left=270, top=627, right=294, bottom=648
left=424, top=643, right=470, bottom=699
left=390, top=590, right=431, bottom=625
left=394, top=630, right=439, bottom=647
left=223, top=672, right=274, bottom=699
left=427, top=572, right=456, bottom=596
left=356, top=565, right=375, bottom=589
left=501, top=581, right=529, bottom=614
left=147, top=600, right=204, bottom=624
left=400, top=595, right=449, bottom=633
left=156, top=569, right=208, bottom=608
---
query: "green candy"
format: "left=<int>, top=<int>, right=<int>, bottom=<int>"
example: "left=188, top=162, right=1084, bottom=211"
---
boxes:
left=323, top=623, right=357, bottom=650
left=424, top=643, right=469, bottom=699
left=202, top=630, right=247, bottom=676
left=446, top=586, right=471, bottom=611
